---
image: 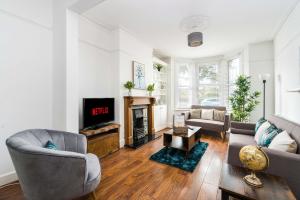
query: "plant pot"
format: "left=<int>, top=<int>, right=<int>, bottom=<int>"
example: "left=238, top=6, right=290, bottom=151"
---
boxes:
left=128, top=90, right=132, bottom=96
left=148, top=92, right=152, bottom=96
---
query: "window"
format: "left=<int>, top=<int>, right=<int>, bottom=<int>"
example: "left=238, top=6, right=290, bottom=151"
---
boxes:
left=176, top=63, right=193, bottom=108
left=196, top=64, right=221, bottom=106
left=228, top=58, right=240, bottom=107
left=175, top=57, right=241, bottom=109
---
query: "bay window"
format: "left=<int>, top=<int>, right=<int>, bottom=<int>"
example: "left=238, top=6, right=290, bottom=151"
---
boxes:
left=175, top=57, right=241, bottom=109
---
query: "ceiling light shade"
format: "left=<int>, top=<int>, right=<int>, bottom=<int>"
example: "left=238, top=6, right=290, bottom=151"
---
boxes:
left=188, top=32, right=203, bottom=47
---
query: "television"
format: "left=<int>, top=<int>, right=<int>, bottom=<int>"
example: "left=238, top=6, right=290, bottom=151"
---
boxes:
left=83, top=98, right=114, bottom=129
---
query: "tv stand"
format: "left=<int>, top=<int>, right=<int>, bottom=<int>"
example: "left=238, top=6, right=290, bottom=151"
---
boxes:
left=80, top=123, right=120, bottom=158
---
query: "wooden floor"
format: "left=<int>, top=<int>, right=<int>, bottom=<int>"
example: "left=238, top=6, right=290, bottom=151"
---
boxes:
left=0, top=130, right=228, bottom=200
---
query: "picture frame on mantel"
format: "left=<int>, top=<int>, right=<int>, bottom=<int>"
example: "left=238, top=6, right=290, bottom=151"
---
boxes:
left=132, top=61, right=146, bottom=90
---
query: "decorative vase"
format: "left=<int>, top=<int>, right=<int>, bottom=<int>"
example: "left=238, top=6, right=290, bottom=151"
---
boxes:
left=148, top=91, right=152, bottom=96
left=128, top=89, right=132, bottom=96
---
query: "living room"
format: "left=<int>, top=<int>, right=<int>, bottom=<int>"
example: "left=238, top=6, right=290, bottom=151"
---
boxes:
left=1, top=0, right=300, bottom=199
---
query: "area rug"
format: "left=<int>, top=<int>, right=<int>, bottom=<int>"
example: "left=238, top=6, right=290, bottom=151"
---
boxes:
left=149, top=142, right=208, bottom=172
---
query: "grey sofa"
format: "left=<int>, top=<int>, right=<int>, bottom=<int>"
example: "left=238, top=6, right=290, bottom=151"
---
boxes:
left=227, top=115, right=300, bottom=199
left=183, top=105, right=230, bottom=140
left=6, top=129, right=101, bottom=200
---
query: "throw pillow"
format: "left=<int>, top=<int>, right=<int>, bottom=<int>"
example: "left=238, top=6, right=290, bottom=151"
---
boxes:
left=269, top=131, right=298, bottom=153
left=213, top=110, right=225, bottom=122
left=254, top=121, right=271, bottom=143
left=201, top=109, right=214, bottom=120
left=45, top=141, right=57, bottom=150
left=255, top=117, right=267, bottom=132
left=190, top=109, right=201, bottom=119
left=257, top=124, right=282, bottom=147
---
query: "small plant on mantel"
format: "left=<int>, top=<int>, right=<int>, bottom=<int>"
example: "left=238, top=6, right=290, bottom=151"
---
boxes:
left=229, top=75, right=260, bottom=122
left=154, top=63, right=163, bottom=72
left=124, top=81, right=135, bottom=96
left=147, top=83, right=155, bottom=96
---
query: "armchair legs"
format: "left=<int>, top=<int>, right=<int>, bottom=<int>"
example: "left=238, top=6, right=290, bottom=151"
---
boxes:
left=220, top=131, right=226, bottom=141
left=89, top=191, right=97, bottom=200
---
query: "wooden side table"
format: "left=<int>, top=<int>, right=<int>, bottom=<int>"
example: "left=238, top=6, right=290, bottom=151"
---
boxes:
left=219, top=163, right=296, bottom=200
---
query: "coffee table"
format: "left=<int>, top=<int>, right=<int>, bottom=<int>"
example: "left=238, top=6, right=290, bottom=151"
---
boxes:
left=219, top=163, right=296, bottom=200
left=163, top=126, right=201, bottom=157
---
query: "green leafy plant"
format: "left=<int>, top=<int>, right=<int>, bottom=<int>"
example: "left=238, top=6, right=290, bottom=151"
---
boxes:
left=154, top=63, right=163, bottom=72
left=147, top=83, right=155, bottom=96
left=124, top=81, right=135, bottom=96
left=229, top=75, right=260, bottom=122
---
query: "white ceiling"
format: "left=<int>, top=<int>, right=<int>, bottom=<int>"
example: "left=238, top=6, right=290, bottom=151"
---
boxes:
left=83, top=0, right=299, bottom=58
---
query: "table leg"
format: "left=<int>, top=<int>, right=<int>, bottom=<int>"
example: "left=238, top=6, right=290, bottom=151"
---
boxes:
left=221, top=190, right=229, bottom=200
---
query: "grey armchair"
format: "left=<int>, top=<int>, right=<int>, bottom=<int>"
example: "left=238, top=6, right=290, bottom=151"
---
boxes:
left=6, top=129, right=101, bottom=200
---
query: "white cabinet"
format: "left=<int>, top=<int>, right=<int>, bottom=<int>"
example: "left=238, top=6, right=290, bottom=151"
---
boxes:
left=154, top=105, right=168, bottom=131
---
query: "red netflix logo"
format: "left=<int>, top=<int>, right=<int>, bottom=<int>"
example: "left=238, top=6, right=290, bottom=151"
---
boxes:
left=91, top=107, right=109, bottom=116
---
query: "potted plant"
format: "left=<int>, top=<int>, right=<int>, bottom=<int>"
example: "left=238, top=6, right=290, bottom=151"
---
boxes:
left=147, top=83, right=155, bottom=96
left=229, top=75, right=260, bottom=122
left=124, top=81, right=135, bottom=96
left=154, top=63, right=163, bottom=72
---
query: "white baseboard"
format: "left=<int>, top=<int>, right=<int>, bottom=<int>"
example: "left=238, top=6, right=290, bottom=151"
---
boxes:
left=0, top=171, right=18, bottom=186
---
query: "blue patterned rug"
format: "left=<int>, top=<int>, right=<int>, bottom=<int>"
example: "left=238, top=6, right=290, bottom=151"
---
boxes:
left=150, top=142, right=208, bottom=172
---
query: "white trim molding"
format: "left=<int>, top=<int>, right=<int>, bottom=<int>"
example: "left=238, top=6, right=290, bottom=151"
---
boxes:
left=0, top=171, right=18, bottom=186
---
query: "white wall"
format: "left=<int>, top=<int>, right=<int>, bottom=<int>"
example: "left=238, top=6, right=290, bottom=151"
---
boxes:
left=78, top=20, right=154, bottom=146
left=116, top=29, right=154, bottom=146
left=0, top=0, right=53, bottom=185
left=274, top=1, right=300, bottom=123
left=78, top=16, right=116, bottom=129
left=248, top=41, right=275, bottom=122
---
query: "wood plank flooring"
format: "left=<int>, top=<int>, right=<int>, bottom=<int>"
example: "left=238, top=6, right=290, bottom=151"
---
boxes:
left=0, top=130, right=228, bottom=200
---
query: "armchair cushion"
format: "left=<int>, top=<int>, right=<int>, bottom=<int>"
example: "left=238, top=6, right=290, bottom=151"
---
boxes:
left=45, top=141, right=57, bottom=150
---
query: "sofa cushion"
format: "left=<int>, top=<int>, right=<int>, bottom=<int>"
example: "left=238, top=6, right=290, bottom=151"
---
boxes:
left=186, top=119, right=224, bottom=132
left=255, top=117, right=267, bottom=132
left=213, top=110, right=225, bottom=122
left=269, top=131, right=298, bottom=153
left=268, top=115, right=300, bottom=154
left=201, top=109, right=214, bottom=120
left=190, top=109, right=201, bottom=119
left=227, top=133, right=257, bottom=167
left=254, top=121, right=271, bottom=143
left=257, top=124, right=282, bottom=147
left=229, top=133, right=257, bottom=147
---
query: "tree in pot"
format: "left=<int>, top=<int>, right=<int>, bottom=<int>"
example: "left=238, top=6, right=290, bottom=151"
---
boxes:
left=124, top=81, right=135, bottom=96
left=147, top=83, right=155, bottom=96
left=229, top=75, right=260, bottom=122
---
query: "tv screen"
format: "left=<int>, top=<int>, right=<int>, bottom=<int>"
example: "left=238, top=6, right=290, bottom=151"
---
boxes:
left=83, top=98, right=114, bottom=128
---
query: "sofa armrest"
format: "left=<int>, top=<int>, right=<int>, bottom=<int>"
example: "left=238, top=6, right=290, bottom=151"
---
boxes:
left=224, top=114, right=230, bottom=131
left=231, top=128, right=255, bottom=136
left=231, top=121, right=256, bottom=131
left=181, top=111, right=190, bottom=120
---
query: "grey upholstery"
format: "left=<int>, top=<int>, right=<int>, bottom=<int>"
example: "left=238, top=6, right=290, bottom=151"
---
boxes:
left=183, top=105, right=230, bottom=136
left=6, top=129, right=101, bottom=200
left=227, top=116, right=300, bottom=199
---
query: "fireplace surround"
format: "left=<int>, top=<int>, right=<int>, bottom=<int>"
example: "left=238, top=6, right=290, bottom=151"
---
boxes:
left=124, top=96, right=159, bottom=148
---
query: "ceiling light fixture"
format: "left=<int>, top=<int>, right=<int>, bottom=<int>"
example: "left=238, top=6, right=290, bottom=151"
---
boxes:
left=180, top=15, right=209, bottom=47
